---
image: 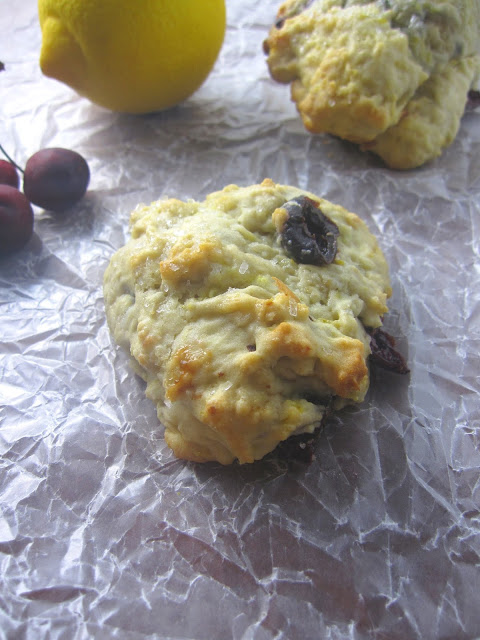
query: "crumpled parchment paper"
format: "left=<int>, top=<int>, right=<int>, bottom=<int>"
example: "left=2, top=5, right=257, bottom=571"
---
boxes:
left=1, top=1, right=479, bottom=638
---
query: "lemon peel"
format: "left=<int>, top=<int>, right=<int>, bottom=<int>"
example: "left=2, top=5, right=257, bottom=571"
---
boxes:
left=38, top=0, right=226, bottom=114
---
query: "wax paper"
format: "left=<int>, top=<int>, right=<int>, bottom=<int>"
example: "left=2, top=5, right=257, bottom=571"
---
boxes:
left=1, top=1, right=479, bottom=638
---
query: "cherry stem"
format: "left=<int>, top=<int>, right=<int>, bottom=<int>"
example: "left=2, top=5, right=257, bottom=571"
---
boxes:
left=0, top=143, right=24, bottom=174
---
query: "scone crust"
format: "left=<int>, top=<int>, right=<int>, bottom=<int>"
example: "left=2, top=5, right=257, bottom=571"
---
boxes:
left=104, top=179, right=391, bottom=464
left=264, top=0, right=480, bottom=168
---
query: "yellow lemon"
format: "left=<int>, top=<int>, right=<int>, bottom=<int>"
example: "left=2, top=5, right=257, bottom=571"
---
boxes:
left=38, top=0, right=226, bottom=114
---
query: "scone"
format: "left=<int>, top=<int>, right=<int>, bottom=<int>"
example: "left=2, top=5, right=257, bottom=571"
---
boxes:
left=103, top=179, right=394, bottom=465
left=263, top=0, right=480, bottom=169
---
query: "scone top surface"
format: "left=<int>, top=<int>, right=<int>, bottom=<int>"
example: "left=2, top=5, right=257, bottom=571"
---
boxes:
left=103, top=179, right=391, bottom=464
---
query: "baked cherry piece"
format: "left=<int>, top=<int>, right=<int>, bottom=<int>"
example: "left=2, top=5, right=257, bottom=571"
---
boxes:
left=280, top=196, right=339, bottom=266
left=367, top=326, right=409, bottom=374
left=0, top=160, right=20, bottom=188
left=0, top=185, right=34, bottom=256
left=23, top=148, right=90, bottom=212
left=466, top=90, right=480, bottom=111
left=274, top=431, right=317, bottom=463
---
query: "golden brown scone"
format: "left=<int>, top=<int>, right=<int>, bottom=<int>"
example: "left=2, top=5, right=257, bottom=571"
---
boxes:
left=264, top=0, right=480, bottom=169
left=362, top=56, right=479, bottom=169
left=103, top=180, right=392, bottom=465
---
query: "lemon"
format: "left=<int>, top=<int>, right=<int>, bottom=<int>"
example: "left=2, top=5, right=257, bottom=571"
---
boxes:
left=38, top=0, right=226, bottom=114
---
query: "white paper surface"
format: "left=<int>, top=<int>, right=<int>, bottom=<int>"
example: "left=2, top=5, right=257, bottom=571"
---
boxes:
left=1, top=1, right=479, bottom=638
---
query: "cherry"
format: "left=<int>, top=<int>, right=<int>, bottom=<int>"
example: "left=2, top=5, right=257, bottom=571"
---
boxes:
left=0, top=143, right=90, bottom=213
left=23, top=148, right=90, bottom=212
left=0, top=184, right=34, bottom=257
left=0, top=159, right=20, bottom=188
left=0, top=143, right=91, bottom=256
